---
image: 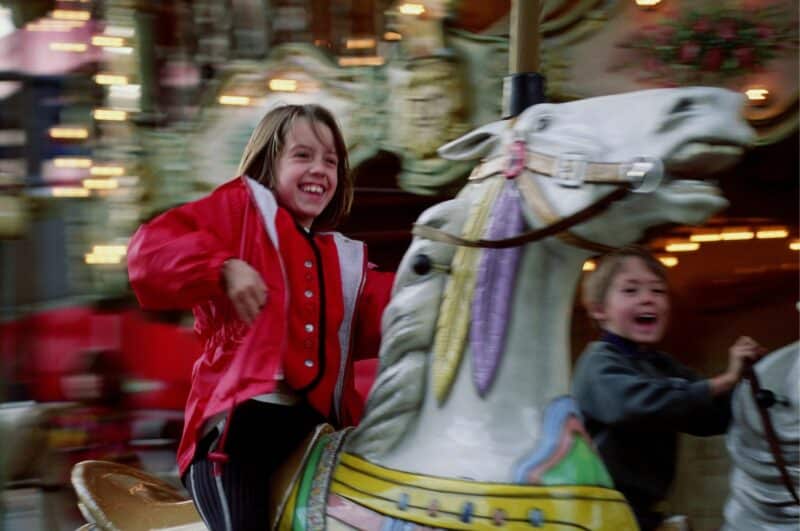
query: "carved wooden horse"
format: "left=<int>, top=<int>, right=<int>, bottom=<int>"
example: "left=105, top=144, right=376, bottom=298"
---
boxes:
left=723, top=342, right=799, bottom=530
left=72, top=86, right=754, bottom=530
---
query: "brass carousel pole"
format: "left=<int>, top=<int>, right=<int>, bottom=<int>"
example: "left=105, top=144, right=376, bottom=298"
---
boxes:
left=503, top=0, right=546, bottom=118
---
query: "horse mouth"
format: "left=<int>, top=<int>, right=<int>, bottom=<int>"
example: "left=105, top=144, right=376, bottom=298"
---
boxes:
left=663, top=179, right=723, bottom=197
left=665, top=141, right=747, bottom=177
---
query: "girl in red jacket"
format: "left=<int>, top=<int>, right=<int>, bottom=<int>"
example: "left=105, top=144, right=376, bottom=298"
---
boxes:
left=127, top=104, right=394, bottom=530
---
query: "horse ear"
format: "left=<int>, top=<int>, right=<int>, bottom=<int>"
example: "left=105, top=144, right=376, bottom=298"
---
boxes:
left=437, top=121, right=506, bottom=161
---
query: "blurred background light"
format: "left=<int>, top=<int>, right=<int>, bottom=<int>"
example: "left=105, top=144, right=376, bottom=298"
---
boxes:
left=398, top=3, right=426, bottom=16
left=218, top=95, right=252, bottom=106
left=338, top=56, right=385, bottom=66
left=93, top=109, right=128, bottom=121
left=51, top=186, right=91, bottom=197
left=54, top=157, right=92, bottom=168
left=664, top=242, right=700, bottom=252
left=94, top=74, right=129, bottom=85
left=268, top=78, right=297, bottom=92
left=82, top=178, right=119, bottom=190
left=49, top=126, right=89, bottom=139
left=92, top=35, right=126, bottom=47
left=50, top=42, right=88, bottom=52
left=90, top=165, right=125, bottom=176
left=658, top=256, right=679, bottom=267
left=51, top=9, right=91, bottom=21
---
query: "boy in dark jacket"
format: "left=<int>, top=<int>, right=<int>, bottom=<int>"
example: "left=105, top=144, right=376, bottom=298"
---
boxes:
left=571, top=246, right=764, bottom=530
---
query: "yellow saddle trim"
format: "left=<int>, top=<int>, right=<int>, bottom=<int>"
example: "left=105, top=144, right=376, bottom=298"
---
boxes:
left=331, top=453, right=637, bottom=530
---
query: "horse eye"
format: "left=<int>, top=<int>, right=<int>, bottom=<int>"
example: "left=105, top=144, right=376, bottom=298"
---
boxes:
left=412, top=254, right=433, bottom=275
left=670, top=98, right=694, bottom=114
left=536, top=116, right=552, bottom=131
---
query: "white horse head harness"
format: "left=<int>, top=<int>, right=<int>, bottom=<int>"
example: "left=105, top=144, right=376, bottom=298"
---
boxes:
left=413, top=137, right=664, bottom=252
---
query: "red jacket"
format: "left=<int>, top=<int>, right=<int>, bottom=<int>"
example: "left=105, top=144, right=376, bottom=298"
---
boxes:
left=127, top=177, right=394, bottom=474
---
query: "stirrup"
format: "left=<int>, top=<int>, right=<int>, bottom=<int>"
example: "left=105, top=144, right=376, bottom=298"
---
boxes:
left=71, top=460, right=205, bottom=531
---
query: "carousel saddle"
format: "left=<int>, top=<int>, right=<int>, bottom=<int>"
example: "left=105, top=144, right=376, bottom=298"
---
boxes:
left=71, top=423, right=334, bottom=531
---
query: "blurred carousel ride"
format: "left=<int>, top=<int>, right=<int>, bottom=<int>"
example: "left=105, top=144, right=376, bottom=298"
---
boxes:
left=69, top=82, right=755, bottom=530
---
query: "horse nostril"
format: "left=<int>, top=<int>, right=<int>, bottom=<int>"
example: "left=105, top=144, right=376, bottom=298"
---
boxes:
left=412, top=254, right=433, bottom=275
left=536, top=116, right=552, bottom=131
left=670, top=97, right=694, bottom=114
left=755, top=389, right=777, bottom=408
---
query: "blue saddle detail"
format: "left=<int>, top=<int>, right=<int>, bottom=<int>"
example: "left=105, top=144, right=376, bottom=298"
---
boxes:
left=513, top=396, right=579, bottom=483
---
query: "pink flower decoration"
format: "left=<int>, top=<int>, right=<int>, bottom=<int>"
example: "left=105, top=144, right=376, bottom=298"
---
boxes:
left=734, top=47, right=755, bottom=68
left=615, top=5, right=796, bottom=83
left=644, top=56, right=661, bottom=72
left=656, top=26, right=676, bottom=44
left=692, top=18, right=712, bottom=33
left=717, top=19, right=738, bottom=40
left=679, top=42, right=701, bottom=63
left=702, top=48, right=724, bottom=71
left=757, top=25, right=775, bottom=39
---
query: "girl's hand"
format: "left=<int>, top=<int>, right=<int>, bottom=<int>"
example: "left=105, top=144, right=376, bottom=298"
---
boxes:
left=222, top=259, right=267, bottom=325
left=726, top=336, right=766, bottom=382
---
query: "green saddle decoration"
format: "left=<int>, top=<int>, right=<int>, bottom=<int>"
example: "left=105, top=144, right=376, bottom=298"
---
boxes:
left=540, top=435, right=613, bottom=487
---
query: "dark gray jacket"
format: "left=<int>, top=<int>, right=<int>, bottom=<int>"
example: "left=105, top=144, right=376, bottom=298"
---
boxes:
left=571, top=332, right=731, bottom=526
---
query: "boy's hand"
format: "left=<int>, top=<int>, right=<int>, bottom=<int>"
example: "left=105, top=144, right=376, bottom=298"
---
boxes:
left=710, top=336, right=766, bottom=396
left=726, top=336, right=767, bottom=381
left=222, top=259, right=267, bottom=325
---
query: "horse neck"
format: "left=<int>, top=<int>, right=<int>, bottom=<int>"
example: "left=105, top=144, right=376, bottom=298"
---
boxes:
left=509, top=244, right=584, bottom=376
left=344, top=219, right=592, bottom=477
left=431, top=241, right=587, bottom=412
left=494, top=243, right=586, bottom=399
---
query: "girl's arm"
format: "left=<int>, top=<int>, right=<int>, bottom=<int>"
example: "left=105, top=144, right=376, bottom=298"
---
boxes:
left=127, top=195, right=237, bottom=310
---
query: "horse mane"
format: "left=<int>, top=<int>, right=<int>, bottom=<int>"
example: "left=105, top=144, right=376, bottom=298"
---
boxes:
left=345, top=197, right=468, bottom=458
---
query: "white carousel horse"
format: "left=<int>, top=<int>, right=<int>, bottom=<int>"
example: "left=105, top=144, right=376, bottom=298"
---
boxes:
left=723, top=342, right=799, bottom=530
left=72, top=86, right=754, bottom=530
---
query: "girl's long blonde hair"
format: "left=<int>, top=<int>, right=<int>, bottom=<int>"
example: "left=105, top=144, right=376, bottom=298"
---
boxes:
left=237, top=104, right=352, bottom=230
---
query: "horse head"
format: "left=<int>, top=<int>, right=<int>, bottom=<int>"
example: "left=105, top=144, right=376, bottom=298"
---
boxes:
left=438, top=86, right=754, bottom=247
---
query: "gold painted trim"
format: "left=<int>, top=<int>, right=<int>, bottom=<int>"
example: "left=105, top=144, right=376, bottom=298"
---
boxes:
left=331, top=453, right=637, bottom=530
left=276, top=476, right=301, bottom=530
left=753, top=104, right=799, bottom=146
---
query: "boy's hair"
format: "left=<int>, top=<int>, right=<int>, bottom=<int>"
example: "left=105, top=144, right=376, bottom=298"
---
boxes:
left=581, top=245, right=668, bottom=311
left=236, top=104, right=352, bottom=230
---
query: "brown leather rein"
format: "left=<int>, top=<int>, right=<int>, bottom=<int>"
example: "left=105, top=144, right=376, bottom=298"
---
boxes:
left=412, top=186, right=626, bottom=250
left=743, top=365, right=800, bottom=506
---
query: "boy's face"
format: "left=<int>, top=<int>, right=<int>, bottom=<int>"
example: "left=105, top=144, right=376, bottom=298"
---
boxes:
left=590, top=256, right=670, bottom=345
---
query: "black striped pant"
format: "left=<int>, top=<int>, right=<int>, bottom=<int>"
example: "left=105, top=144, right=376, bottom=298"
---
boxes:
left=183, top=400, right=325, bottom=531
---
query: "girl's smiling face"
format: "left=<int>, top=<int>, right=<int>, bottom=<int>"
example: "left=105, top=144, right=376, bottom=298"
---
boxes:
left=590, top=256, right=670, bottom=345
left=273, top=117, right=338, bottom=228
